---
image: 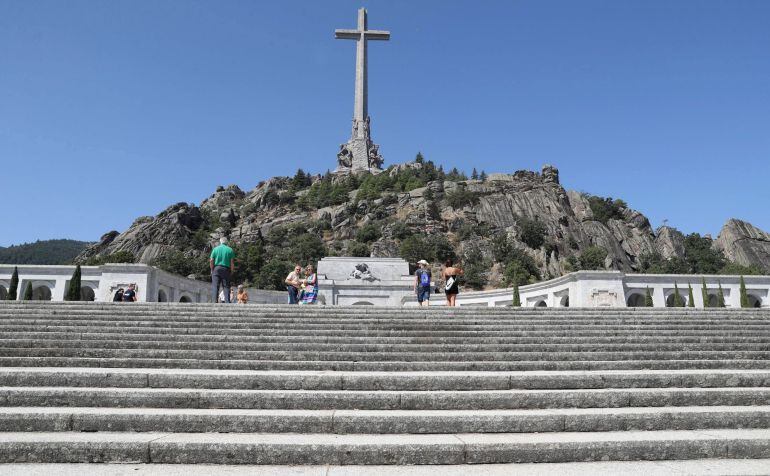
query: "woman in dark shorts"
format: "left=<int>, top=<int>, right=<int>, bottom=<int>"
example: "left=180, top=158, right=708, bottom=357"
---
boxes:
left=442, top=259, right=464, bottom=307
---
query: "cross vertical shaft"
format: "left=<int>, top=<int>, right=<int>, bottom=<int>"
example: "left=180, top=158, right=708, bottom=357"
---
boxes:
left=335, top=8, right=390, bottom=171
left=354, top=7, right=367, bottom=125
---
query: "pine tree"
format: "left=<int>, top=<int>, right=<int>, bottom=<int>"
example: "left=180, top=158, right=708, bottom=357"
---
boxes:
left=23, top=282, right=33, bottom=301
left=701, top=277, right=709, bottom=308
left=479, top=170, right=488, bottom=182
left=739, top=275, right=749, bottom=308
left=65, top=265, right=82, bottom=301
left=512, top=279, right=521, bottom=307
left=644, top=287, right=653, bottom=307
left=7, top=266, right=18, bottom=300
left=415, top=152, right=424, bottom=163
left=687, top=283, right=695, bottom=308
left=471, top=168, right=479, bottom=180
left=673, top=282, right=684, bottom=307
left=717, top=281, right=726, bottom=308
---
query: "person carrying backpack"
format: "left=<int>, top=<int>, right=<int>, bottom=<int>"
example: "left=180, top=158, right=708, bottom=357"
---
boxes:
left=414, top=259, right=432, bottom=306
left=113, top=288, right=124, bottom=302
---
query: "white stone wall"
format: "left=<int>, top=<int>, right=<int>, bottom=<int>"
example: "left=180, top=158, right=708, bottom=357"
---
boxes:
left=0, top=264, right=211, bottom=303
left=1, top=263, right=768, bottom=308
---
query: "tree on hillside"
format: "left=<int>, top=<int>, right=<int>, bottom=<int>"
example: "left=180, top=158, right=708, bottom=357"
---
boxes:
left=471, top=168, right=479, bottom=180
left=701, top=278, right=709, bottom=308
left=415, top=152, right=424, bottom=163
left=65, top=265, right=82, bottom=301
left=479, top=170, right=488, bottom=182
left=23, top=282, right=33, bottom=301
left=8, top=267, right=18, bottom=300
left=740, top=276, right=749, bottom=308
left=687, top=283, right=695, bottom=308
left=462, top=245, right=488, bottom=290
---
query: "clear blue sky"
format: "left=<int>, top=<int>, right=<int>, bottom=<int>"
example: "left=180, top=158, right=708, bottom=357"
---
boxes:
left=1, top=0, right=769, bottom=247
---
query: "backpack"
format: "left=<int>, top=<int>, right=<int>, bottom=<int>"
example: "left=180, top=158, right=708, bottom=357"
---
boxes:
left=419, top=270, right=431, bottom=287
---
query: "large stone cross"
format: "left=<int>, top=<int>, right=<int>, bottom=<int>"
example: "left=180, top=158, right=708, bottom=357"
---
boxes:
left=335, top=8, right=390, bottom=172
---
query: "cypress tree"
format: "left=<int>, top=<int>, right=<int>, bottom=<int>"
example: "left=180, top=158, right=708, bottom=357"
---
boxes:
left=23, top=282, right=33, bottom=301
left=644, top=287, right=653, bottom=307
left=7, top=266, right=18, bottom=301
left=65, top=265, right=82, bottom=302
left=687, top=283, right=695, bottom=308
left=717, top=281, right=726, bottom=308
left=479, top=170, right=488, bottom=182
left=701, top=278, right=709, bottom=308
left=739, top=276, right=749, bottom=308
left=673, top=282, right=684, bottom=307
left=471, top=168, right=479, bottom=180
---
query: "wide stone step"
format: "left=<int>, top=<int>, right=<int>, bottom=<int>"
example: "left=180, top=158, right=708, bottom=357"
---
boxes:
left=3, top=338, right=769, bottom=354
left=3, top=386, right=769, bottom=410
left=1, top=429, right=769, bottom=464
left=2, top=356, right=768, bottom=371
left=4, top=331, right=770, bottom=345
left=3, top=347, right=770, bottom=363
left=4, top=368, right=769, bottom=390
left=4, top=325, right=768, bottom=340
left=2, top=406, right=769, bottom=434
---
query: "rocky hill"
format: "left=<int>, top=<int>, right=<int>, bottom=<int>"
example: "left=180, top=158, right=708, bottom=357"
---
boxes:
left=75, top=158, right=769, bottom=289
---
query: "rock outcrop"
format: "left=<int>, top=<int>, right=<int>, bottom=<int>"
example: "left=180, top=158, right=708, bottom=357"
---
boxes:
left=75, top=162, right=770, bottom=282
left=715, top=219, right=770, bottom=273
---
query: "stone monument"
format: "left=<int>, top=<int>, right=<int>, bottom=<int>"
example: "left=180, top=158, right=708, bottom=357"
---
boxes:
left=335, top=8, right=389, bottom=173
left=316, top=257, right=415, bottom=306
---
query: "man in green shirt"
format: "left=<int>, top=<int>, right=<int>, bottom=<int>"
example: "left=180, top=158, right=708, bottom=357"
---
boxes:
left=210, top=237, right=235, bottom=303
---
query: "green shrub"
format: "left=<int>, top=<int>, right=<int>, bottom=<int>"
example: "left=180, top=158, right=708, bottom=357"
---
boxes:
left=645, top=287, right=653, bottom=307
left=390, top=221, right=412, bottom=240
left=687, top=283, right=695, bottom=308
left=502, top=250, right=541, bottom=286
left=717, top=282, right=726, bottom=307
left=575, top=246, right=607, bottom=270
left=444, top=188, right=477, bottom=209
left=701, top=278, right=709, bottom=308
left=462, top=246, right=488, bottom=290
left=347, top=241, right=370, bottom=257
left=517, top=216, right=546, bottom=249
left=84, top=251, right=136, bottom=266
left=356, top=223, right=382, bottom=243
left=587, top=195, right=627, bottom=224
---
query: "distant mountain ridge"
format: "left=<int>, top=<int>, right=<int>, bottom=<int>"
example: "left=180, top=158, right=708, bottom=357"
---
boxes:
left=0, top=239, right=90, bottom=265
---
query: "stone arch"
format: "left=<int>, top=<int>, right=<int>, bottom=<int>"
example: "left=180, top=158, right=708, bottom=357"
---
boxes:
left=352, top=301, right=374, bottom=306
left=179, top=295, right=192, bottom=303
left=157, top=289, right=168, bottom=302
left=626, top=293, right=646, bottom=307
left=0, top=285, right=6, bottom=301
left=31, top=285, right=52, bottom=301
left=559, top=296, right=569, bottom=308
left=535, top=300, right=547, bottom=307
left=747, top=294, right=762, bottom=308
left=665, top=293, right=687, bottom=308
left=80, top=286, right=96, bottom=302
left=707, top=294, right=719, bottom=307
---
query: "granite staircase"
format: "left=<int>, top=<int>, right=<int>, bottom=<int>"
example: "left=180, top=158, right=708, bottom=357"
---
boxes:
left=0, top=302, right=769, bottom=466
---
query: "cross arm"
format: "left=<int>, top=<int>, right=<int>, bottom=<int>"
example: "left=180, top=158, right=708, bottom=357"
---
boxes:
left=364, top=30, right=390, bottom=40
left=335, top=29, right=360, bottom=39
